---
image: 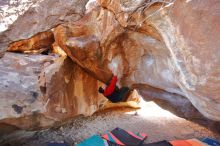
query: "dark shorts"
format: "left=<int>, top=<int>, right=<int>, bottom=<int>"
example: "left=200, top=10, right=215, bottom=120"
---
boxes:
left=106, top=87, right=131, bottom=103
left=118, top=87, right=130, bottom=102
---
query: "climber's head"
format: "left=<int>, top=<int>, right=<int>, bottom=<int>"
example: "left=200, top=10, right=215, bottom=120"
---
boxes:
left=98, top=87, right=104, bottom=93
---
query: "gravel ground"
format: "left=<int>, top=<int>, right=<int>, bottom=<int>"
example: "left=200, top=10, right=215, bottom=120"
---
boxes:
left=1, top=100, right=219, bottom=146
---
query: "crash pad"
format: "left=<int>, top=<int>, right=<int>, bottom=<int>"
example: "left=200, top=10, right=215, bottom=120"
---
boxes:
left=201, top=138, right=220, bottom=146
left=102, top=127, right=147, bottom=146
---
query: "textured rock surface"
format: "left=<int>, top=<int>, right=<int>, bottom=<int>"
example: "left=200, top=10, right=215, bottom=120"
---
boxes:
left=54, top=0, right=220, bottom=120
left=0, top=52, right=107, bottom=130
left=7, top=30, right=54, bottom=53
left=0, top=0, right=88, bottom=56
left=94, top=0, right=220, bottom=121
left=0, top=52, right=51, bottom=120
left=0, top=0, right=38, bottom=32
left=54, top=6, right=124, bottom=83
left=168, top=0, right=220, bottom=121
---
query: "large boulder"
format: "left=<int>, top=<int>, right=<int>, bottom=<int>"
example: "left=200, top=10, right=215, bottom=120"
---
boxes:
left=95, top=0, right=220, bottom=121
left=0, top=52, right=106, bottom=131
left=54, top=0, right=220, bottom=121
left=168, top=0, right=220, bottom=121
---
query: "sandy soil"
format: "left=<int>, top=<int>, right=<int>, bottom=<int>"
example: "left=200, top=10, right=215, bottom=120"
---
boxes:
left=1, top=99, right=219, bottom=146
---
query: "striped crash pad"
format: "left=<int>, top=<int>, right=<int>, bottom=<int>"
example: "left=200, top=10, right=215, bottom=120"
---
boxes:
left=170, top=138, right=219, bottom=146
left=76, top=128, right=147, bottom=146
left=102, top=127, right=147, bottom=146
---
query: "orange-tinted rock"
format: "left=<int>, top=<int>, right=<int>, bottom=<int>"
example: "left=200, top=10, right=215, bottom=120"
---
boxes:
left=42, top=57, right=106, bottom=121
left=53, top=0, right=220, bottom=121
left=7, top=31, right=54, bottom=53
left=54, top=7, right=125, bottom=83
left=0, top=52, right=106, bottom=130
left=51, top=42, right=67, bottom=57
left=0, top=52, right=141, bottom=131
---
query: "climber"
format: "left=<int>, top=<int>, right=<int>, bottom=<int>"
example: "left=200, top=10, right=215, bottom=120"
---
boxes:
left=98, top=75, right=131, bottom=103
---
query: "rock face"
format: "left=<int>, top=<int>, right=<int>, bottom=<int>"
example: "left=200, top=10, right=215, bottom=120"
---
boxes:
left=0, top=0, right=220, bottom=132
left=54, top=0, right=220, bottom=120
left=53, top=6, right=124, bottom=83
left=0, top=0, right=88, bottom=56
left=95, top=0, right=220, bottom=121
left=168, top=0, right=220, bottom=121
left=0, top=52, right=106, bottom=130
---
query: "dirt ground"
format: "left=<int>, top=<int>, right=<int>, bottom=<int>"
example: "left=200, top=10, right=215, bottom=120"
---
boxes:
left=1, top=99, right=219, bottom=146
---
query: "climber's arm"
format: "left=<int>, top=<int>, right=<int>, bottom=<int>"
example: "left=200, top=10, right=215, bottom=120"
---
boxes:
left=104, top=76, right=117, bottom=96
